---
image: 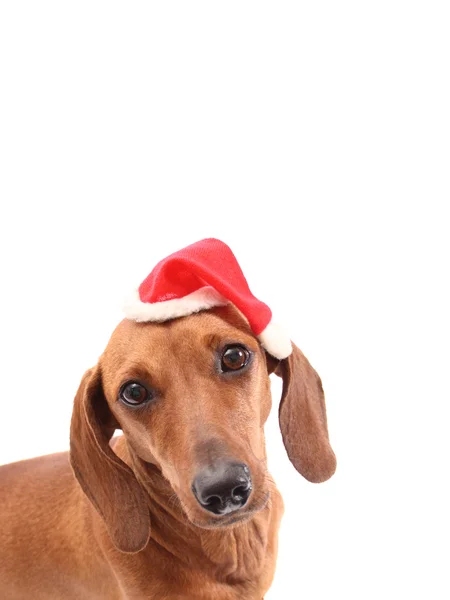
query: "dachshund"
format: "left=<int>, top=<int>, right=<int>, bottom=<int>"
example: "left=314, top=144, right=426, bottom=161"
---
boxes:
left=0, top=305, right=336, bottom=599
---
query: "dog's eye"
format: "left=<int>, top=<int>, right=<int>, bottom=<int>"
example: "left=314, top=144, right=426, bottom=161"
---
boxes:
left=120, top=382, right=150, bottom=406
left=221, top=345, right=250, bottom=372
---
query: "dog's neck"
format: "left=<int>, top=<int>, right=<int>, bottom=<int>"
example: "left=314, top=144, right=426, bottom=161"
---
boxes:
left=113, top=435, right=271, bottom=583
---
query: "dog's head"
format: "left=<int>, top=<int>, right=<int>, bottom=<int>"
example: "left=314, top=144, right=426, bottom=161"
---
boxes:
left=70, top=306, right=336, bottom=553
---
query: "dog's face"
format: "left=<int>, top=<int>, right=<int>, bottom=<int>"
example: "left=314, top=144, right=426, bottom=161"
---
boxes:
left=70, top=307, right=336, bottom=553
left=102, top=306, right=272, bottom=528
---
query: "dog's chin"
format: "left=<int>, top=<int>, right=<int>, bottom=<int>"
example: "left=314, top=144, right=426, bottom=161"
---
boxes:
left=183, top=491, right=271, bottom=530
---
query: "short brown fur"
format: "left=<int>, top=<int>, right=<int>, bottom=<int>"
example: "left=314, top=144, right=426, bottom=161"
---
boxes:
left=0, top=306, right=336, bottom=599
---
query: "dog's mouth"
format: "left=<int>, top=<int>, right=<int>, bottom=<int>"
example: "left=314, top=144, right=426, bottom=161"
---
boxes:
left=186, top=490, right=271, bottom=530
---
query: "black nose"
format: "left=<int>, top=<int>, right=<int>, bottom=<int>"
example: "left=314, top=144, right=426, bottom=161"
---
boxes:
left=192, top=462, right=252, bottom=515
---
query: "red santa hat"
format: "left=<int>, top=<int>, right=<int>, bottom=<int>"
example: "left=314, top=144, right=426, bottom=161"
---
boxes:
left=123, top=238, right=292, bottom=359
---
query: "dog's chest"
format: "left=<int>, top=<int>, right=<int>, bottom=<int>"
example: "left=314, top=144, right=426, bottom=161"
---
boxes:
left=116, top=518, right=276, bottom=600
left=107, top=488, right=284, bottom=599
left=167, top=510, right=279, bottom=598
left=117, top=558, right=272, bottom=600
left=135, top=575, right=269, bottom=600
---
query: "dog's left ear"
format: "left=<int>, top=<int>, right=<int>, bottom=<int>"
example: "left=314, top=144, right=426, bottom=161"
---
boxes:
left=271, top=343, right=337, bottom=483
left=70, top=366, right=151, bottom=553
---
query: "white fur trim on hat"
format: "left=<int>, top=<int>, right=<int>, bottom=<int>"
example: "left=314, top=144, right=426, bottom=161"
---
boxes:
left=123, top=286, right=229, bottom=323
left=257, top=320, right=292, bottom=360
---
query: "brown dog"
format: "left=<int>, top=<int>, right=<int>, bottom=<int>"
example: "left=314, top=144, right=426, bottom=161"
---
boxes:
left=0, top=305, right=336, bottom=599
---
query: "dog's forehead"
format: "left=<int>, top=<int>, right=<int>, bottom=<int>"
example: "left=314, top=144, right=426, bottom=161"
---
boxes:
left=104, top=305, right=257, bottom=362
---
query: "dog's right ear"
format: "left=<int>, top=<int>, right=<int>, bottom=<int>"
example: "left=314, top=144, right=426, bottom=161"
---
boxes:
left=70, top=366, right=150, bottom=553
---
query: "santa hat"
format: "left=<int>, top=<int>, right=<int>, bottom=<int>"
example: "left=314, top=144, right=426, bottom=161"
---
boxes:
left=123, top=238, right=292, bottom=359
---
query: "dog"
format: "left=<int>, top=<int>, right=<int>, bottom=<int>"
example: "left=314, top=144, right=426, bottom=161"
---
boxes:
left=0, top=235, right=337, bottom=599
left=0, top=305, right=335, bottom=599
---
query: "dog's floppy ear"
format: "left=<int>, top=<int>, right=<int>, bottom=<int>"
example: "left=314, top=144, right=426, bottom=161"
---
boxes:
left=273, top=343, right=336, bottom=483
left=70, top=366, right=150, bottom=553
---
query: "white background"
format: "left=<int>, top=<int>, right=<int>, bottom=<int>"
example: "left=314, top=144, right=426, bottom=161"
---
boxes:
left=1, top=2, right=449, bottom=598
